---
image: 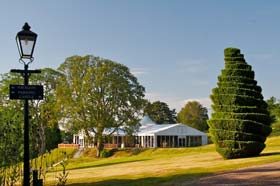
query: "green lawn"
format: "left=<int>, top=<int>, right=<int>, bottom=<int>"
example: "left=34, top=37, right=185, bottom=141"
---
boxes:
left=46, top=136, right=280, bottom=186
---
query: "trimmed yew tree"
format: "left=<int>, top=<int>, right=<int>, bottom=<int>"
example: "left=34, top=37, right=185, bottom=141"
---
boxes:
left=208, top=48, right=272, bottom=159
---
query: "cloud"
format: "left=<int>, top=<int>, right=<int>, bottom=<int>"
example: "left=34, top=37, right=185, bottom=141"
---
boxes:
left=177, top=59, right=207, bottom=73
left=131, top=68, right=148, bottom=76
left=145, top=92, right=164, bottom=102
left=145, top=92, right=182, bottom=111
left=249, top=53, right=274, bottom=61
left=192, top=80, right=210, bottom=86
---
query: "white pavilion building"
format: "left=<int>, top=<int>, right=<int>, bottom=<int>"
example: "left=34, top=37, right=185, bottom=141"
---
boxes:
left=73, top=116, right=208, bottom=148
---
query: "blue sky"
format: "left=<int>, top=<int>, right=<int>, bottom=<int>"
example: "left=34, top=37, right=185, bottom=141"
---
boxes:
left=1, top=0, right=280, bottom=112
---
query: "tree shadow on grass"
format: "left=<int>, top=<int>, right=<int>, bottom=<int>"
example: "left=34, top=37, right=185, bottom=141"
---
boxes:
left=66, top=172, right=209, bottom=186
left=260, top=152, right=280, bottom=157
left=69, top=158, right=151, bottom=171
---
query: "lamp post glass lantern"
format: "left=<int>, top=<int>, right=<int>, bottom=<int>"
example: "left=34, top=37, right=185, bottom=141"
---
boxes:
left=16, top=22, right=37, bottom=61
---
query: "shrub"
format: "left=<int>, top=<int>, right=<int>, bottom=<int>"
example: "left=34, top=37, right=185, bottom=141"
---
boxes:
left=270, top=122, right=280, bottom=136
left=100, top=149, right=112, bottom=158
left=208, top=48, right=271, bottom=159
left=131, top=148, right=143, bottom=155
left=56, top=161, right=69, bottom=186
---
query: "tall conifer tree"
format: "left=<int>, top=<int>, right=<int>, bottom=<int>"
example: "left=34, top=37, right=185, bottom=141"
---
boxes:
left=208, top=48, right=272, bottom=159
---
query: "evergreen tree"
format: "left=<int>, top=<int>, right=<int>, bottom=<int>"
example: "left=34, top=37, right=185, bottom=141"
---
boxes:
left=208, top=48, right=272, bottom=159
left=177, top=101, right=208, bottom=131
left=144, top=101, right=176, bottom=124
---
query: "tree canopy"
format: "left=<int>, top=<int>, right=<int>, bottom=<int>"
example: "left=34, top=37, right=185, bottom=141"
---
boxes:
left=29, top=68, right=63, bottom=154
left=208, top=48, right=272, bottom=159
left=177, top=101, right=208, bottom=131
left=0, top=68, right=62, bottom=169
left=266, top=97, right=280, bottom=136
left=56, top=55, right=146, bottom=157
left=144, top=101, right=176, bottom=124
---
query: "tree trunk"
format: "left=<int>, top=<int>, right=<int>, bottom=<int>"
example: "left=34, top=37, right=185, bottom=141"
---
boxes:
left=84, top=129, right=91, bottom=148
left=96, top=134, right=104, bottom=157
left=38, top=122, right=46, bottom=155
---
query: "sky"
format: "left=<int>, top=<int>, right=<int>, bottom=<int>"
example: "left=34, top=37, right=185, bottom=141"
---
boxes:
left=1, top=0, right=280, bottom=113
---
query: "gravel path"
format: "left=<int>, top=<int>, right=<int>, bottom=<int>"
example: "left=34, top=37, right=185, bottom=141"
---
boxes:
left=73, top=148, right=84, bottom=159
left=188, top=161, right=280, bottom=186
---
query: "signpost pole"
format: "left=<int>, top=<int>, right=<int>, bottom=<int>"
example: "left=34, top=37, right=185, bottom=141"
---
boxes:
left=10, top=67, right=43, bottom=186
left=23, top=64, right=30, bottom=186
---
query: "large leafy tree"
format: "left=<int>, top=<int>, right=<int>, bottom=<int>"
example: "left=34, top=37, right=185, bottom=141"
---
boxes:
left=208, top=48, right=272, bottom=159
left=144, top=101, right=176, bottom=124
left=266, top=97, right=280, bottom=136
left=56, top=55, right=146, bottom=157
left=0, top=107, right=23, bottom=185
left=0, top=73, right=24, bottom=169
left=0, top=68, right=62, bottom=159
left=266, top=97, right=280, bottom=121
left=177, top=101, right=208, bottom=131
left=0, top=106, right=23, bottom=168
left=29, top=68, right=63, bottom=155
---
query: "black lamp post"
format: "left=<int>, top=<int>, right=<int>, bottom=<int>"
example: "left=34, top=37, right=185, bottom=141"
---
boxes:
left=12, top=22, right=39, bottom=186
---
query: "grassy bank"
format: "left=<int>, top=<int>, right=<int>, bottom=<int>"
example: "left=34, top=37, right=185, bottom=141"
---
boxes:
left=46, top=136, right=280, bottom=186
left=31, top=148, right=76, bottom=170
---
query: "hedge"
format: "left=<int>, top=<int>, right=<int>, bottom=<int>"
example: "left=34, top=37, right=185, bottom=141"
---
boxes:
left=212, top=87, right=263, bottom=100
left=216, top=141, right=265, bottom=159
left=211, top=112, right=271, bottom=125
left=225, top=63, right=252, bottom=70
left=210, top=129, right=266, bottom=143
left=208, top=48, right=271, bottom=159
left=211, top=94, right=264, bottom=107
left=218, top=76, right=257, bottom=85
left=217, top=82, right=262, bottom=92
left=208, top=119, right=272, bottom=137
left=221, top=69, right=254, bottom=79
